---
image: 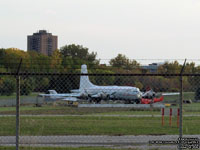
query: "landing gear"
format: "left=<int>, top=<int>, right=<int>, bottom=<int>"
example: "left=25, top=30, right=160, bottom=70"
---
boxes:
left=124, top=99, right=140, bottom=104
left=135, top=99, right=141, bottom=104
left=88, top=97, right=102, bottom=104
left=124, top=100, right=131, bottom=104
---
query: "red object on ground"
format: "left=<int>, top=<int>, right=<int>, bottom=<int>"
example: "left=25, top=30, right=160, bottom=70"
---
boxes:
left=169, top=108, right=172, bottom=126
left=141, top=96, right=164, bottom=104
left=162, top=108, right=164, bottom=126
left=177, top=108, right=180, bottom=128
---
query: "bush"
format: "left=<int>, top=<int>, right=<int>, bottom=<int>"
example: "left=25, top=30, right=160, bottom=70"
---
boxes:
left=20, top=78, right=35, bottom=95
left=195, top=87, right=200, bottom=101
left=0, top=78, right=16, bottom=96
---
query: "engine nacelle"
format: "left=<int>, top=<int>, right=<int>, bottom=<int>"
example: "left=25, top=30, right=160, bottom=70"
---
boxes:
left=98, top=92, right=108, bottom=100
left=80, top=91, right=88, bottom=99
left=142, top=89, right=156, bottom=99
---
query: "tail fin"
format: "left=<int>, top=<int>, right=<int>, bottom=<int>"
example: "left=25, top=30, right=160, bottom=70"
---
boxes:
left=79, top=64, right=95, bottom=90
left=48, top=90, right=57, bottom=94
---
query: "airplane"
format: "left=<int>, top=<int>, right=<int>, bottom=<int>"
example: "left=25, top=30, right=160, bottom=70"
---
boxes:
left=38, top=64, right=178, bottom=104
left=77, top=64, right=142, bottom=103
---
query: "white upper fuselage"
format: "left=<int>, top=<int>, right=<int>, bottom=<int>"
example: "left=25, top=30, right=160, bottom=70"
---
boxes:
left=83, top=85, right=142, bottom=100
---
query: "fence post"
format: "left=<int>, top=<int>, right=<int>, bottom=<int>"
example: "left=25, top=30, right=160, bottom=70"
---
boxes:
left=16, top=58, right=22, bottom=150
left=179, top=59, right=186, bottom=150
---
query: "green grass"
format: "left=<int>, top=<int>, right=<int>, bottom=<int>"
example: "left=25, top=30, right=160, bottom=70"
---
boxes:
left=169, top=102, right=200, bottom=114
left=98, top=110, right=159, bottom=115
left=0, top=105, right=62, bottom=112
left=163, top=92, right=194, bottom=102
left=0, top=106, right=161, bottom=115
left=0, top=92, right=39, bottom=100
left=0, top=116, right=199, bottom=136
left=0, top=146, right=160, bottom=150
left=1, top=103, right=200, bottom=115
left=182, top=102, right=200, bottom=113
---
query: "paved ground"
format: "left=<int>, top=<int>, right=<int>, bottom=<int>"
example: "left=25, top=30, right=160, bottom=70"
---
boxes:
left=0, top=135, right=199, bottom=150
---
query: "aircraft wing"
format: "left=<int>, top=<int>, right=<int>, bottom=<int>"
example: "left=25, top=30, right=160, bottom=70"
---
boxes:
left=38, top=92, right=82, bottom=97
left=162, top=92, right=179, bottom=96
left=37, top=91, right=83, bottom=102
left=63, top=93, right=83, bottom=97
left=61, top=97, right=79, bottom=101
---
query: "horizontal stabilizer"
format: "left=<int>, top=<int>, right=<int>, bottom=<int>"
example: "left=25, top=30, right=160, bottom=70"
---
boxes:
left=48, top=90, right=57, bottom=94
left=162, top=92, right=179, bottom=96
left=62, top=97, right=79, bottom=101
left=70, top=89, right=81, bottom=93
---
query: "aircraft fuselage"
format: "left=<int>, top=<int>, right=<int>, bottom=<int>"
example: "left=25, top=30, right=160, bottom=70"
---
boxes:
left=84, top=86, right=142, bottom=101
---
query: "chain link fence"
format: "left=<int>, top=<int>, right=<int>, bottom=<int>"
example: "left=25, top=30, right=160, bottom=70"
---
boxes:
left=0, top=61, right=200, bottom=150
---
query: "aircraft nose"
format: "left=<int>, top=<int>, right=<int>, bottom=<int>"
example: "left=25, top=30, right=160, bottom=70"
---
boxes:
left=137, top=92, right=142, bottom=98
left=134, top=91, right=142, bottom=99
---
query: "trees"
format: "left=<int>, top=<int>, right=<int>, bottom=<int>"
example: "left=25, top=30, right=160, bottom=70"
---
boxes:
left=157, top=61, right=181, bottom=74
left=60, top=44, right=99, bottom=65
left=109, top=54, right=140, bottom=70
left=195, top=87, right=200, bottom=101
left=0, top=77, right=16, bottom=96
left=109, top=54, right=142, bottom=87
left=50, top=50, right=62, bottom=72
left=1, top=46, right=200, bottom=97
left=20, top=78, right=36, bottom=95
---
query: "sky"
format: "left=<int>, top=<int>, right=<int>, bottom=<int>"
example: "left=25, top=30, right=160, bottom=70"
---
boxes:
left=1, top=0, right=200, bottom=63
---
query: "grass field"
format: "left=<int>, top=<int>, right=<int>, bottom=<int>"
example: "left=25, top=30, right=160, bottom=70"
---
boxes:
left=0, top=116, right=199, bottom=136
left=0, top=105, right=161, bottom=115
left=0, top=102, right=200, bottom=115
left=0, top=93, right=39, bottom=100
left=163, top=92, right=194, bottom=102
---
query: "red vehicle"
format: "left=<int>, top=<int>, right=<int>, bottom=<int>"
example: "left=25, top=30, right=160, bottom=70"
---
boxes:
left=141, top=96, right=164, bottom=104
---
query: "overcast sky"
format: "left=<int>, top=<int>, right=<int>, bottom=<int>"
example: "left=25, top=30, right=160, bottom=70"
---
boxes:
left=1, top=0, right=200, bottom=62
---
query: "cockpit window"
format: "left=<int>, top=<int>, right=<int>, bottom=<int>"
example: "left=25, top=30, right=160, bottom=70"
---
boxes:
left=130, top=88, right=140, bottom=93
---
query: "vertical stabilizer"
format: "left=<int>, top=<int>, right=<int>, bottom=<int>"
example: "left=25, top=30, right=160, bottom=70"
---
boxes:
left=80, top=64, right=94, bottom=90
left=48, top=90, right=57, bottom=94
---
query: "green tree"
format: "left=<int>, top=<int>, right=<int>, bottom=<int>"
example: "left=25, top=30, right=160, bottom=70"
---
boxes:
left=60, top=44, right=99, bottom=66
left=158, top=61, right=181, bottom=74
left=50, top=50, right=62, bottom=72
left=109, top=54, right=140, bottom=70
left=34, top=77, right=50, bottom=92
left=20, top=78, right=35, bottom=95
left=195, top=86, right=200, bottom=101
left=90, top=69, right=115, bottom=85
left=0, top=77, right=16, bottom=96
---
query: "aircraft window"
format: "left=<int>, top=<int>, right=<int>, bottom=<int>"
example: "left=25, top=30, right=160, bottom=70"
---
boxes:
left=131, top=89, right=137, bottom=92
left=131, top=89, right=140, bottom=93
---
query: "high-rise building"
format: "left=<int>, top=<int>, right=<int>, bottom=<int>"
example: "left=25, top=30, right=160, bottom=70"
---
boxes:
left=27, top=30, right=58, bottom=56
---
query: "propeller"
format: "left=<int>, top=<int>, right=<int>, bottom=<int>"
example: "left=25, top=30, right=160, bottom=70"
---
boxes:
left=79, top=89, right=89, bottom=99
left=142, top=89, right=156, bottom=99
